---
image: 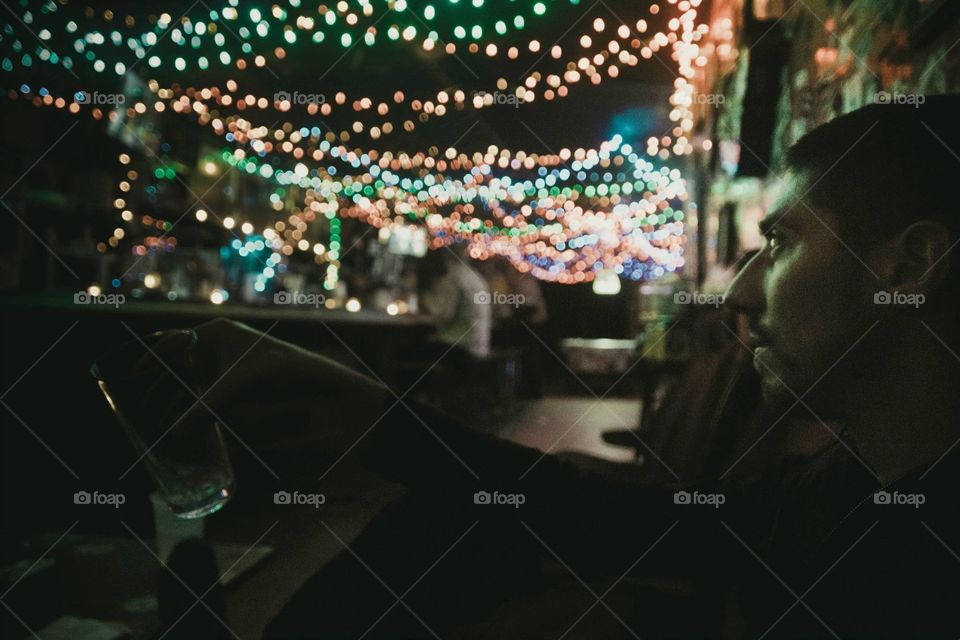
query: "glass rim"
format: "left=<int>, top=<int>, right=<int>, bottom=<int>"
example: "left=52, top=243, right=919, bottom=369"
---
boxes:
left=90, top=328, right=198, bottom=382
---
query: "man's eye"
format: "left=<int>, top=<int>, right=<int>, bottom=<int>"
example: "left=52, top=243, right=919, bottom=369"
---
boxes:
left=765, top=229, right=785, bottom=253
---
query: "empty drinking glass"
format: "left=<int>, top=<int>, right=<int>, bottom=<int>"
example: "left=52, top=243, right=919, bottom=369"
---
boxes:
left=92, top=329, right=234, bottom=518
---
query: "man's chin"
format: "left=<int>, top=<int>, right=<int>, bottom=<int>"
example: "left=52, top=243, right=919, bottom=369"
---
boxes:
left=759, top=378, right=797, bottom=416
left=758, top=373, right=843, bottom=422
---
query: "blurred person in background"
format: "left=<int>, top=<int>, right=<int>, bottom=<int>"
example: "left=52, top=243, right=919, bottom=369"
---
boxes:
left=418, top=244, right=492, bottom=360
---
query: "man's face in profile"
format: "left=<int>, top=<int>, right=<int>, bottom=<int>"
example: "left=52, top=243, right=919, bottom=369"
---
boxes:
left=725, top=169, right=877, bottom=415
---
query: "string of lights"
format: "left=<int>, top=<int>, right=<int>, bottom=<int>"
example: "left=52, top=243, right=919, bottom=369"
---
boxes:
left=2, top=0, right=585, bottom=77
left=2, top=0, right=707, bottom=288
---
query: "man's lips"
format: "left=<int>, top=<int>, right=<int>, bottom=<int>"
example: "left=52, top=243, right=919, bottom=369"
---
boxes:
left=746, top=332, right=770, bottom=351
left=752, top=346, right=773, bottom=369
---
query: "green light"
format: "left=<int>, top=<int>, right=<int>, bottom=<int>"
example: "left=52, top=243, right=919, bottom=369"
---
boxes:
left=340, top=32, right=351, bottom=47
left=533, top=2, right=546, bottom=15
left=453, top=25, right=465, bottom=39
left=424, top=5, right=435, bottom=19
left=284, top=29, right=296, bottom=44
left=471, top=24, right=482, bottom=39
left=513, top=15, right=525, bottom=28
left=495, top=20, right=506, bottom=34
left=249, top=9, right=261, bottom=22
left=175, top=57, right=185, bottom=70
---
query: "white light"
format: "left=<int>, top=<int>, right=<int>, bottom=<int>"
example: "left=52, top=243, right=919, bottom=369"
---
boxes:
left=345, top=297, right=361, bottom=312
left=210, top=289, right=227, bottom=304
left=223, top=216, right=236, bottom=229
left=195, top=209, right=208, bottom=222
left=592, top=270, right=621, bottom=295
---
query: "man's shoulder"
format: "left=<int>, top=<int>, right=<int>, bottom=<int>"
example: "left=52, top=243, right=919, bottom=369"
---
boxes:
left=455, top=264, right=489, bottom=293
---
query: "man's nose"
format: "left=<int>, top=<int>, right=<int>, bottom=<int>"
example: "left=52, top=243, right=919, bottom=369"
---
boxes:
left=724, top=252, right=764, bottom=315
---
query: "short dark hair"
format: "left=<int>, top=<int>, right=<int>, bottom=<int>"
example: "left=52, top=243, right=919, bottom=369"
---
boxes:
left=783, top=94, right=960, bottom=247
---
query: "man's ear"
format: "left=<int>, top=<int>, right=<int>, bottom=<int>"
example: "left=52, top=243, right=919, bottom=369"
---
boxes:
left=877, top=221, right=955, bottom=297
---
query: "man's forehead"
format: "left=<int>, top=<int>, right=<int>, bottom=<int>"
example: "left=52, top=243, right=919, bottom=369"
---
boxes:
left=762, top=170, right=827, bottom=230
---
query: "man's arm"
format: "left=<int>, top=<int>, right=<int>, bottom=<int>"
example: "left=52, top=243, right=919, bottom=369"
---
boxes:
left=196, top=319, right=736, bottom=575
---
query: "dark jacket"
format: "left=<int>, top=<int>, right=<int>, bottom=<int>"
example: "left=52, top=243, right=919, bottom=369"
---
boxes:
left=359, top=399, right=960, bottom=639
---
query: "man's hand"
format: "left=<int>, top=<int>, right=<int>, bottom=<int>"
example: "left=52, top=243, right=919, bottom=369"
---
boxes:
left=190, top=318, right=394, bottom=479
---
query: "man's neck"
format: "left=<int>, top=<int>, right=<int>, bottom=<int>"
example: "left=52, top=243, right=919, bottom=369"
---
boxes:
left=843, top=327, right=960, bottom=486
